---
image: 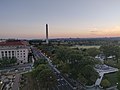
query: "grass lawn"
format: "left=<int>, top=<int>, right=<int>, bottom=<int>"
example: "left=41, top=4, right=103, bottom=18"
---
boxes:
left=104, top=59, right=120, bottom=69
left=102, top=72, right=119, bottom=87
left=71, top=45, right=100, bottom=49
left=103, top=59, right=120, bottom=89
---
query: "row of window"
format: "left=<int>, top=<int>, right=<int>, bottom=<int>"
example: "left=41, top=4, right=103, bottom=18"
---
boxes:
left=2, top=55, right=26, bottom=58
left=0, top=46, right=24, bottom=48
left=17, top=55, right=26, bottom=58
left=1, top=50, right=26, bottom=53
left=17, top=50, right=26, bottom=52
left=17, top=53, right=26, bottom=55
left=1, top=51, right=26, bottom=56
left=1, top=52, right=26, bottom=55
left=1, top=51, right=26, bottom=58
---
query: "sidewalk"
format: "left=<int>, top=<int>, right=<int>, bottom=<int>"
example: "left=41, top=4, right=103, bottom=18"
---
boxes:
left=95, top=65, right=118, bottom=86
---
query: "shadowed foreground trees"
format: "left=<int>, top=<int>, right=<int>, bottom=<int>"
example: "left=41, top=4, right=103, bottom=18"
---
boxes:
left=20, top=58, right=57, bottom=90
left=31, top=64, right=57, bottom=89
left=0, top=57, right=17, bottom=68
left=33, top=58, right=46, bottom=68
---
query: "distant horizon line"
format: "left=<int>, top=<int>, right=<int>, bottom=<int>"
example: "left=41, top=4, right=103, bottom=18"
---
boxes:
left=0, top=36, right=120, bottom=40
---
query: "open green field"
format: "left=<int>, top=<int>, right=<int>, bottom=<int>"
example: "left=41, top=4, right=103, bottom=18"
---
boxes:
left=103, top=60, right=120, bottom=88
left=102, top=72, right=119, bottom=87
left=103, top=72, right=120, bottom=88
left=71, top=45, right=100, bottom=49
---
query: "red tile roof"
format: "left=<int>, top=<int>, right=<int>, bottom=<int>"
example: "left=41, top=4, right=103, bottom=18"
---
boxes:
left=0, top=41, right=26, bottom=46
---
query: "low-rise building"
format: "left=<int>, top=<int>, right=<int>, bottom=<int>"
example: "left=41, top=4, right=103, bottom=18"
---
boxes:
left=0, top=41, right=29, bottom=64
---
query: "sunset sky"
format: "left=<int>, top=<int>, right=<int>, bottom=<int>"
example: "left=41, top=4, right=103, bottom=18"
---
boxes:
left=0, top=0, right=120, bottom=39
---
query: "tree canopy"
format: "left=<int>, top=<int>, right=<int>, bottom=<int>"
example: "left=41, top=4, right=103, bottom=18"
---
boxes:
left=31, top=63, right=57, bottom=89
left=0, top=57, right=17, bottom=68
left=39, top=45, right=99, bottom=85
left=100, top=45, right=120, bottom=63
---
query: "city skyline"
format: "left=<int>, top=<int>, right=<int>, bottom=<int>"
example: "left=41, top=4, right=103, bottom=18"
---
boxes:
left=0, top=0, right=120, bottom=39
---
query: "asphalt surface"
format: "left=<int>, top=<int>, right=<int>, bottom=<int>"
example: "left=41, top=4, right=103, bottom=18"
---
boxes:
left=11, top=74, right=20, bottom=90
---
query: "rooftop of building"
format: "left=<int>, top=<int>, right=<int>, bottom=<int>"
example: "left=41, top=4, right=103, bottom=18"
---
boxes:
left=0, top=40, right=29, bottom=46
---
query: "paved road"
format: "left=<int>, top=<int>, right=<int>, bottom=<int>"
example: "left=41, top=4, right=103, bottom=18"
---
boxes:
left=0, top=63, right=33, bottom=73
left=12, top=74, right=20, bottom=90
left=95, top=72, right=104, bottom=86
left=31, top=47, right=76, bottom=90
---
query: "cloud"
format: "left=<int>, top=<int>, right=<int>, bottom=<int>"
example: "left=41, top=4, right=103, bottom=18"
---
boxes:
left=90, top=30, right=99, bottom=32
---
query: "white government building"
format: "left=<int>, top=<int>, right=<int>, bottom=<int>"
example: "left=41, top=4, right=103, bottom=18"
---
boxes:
left=0, top=41, right=29, bottom=64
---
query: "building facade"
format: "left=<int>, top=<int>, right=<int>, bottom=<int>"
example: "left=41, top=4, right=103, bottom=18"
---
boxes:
left=0, top=41, right=29, bottom=64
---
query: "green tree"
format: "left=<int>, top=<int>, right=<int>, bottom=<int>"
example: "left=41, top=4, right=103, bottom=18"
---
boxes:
left=100, top=45, right=120, bottom=63
left=0, top=57, right=17, bottom=67
left=10, top=57, right=17, bottom=65
left=37, top=69, right=57, bottom=89
left=100, top=45, right=112, bottom=60
left=33, top=58, right=46, bottom=68
left=86, top=48, right=100, bottom=57
left=78, top=56, right=97, bottom=69
left=38, top=45, right=99, bottom=86
left=77, top=73, right=87, bottom=85
left=31, top=64, right=57, bottom=89
left=81, top=65, right=98, bottom=85
left=113, top=46, right=120, bottom=63
left=32, top=64, right=48, bottom=77
left=55, top=46, right=70, bottom=63
left=59, top=63, right=70, bottom=74
left=68, top=50, right=83, bottom=65
left=101, top=79, right=111, bottom=88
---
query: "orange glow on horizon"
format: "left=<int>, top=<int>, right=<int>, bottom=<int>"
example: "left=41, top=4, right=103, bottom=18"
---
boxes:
left=48, top=26, right=120, bottom=38
left=0, top=25, right=120, bottom=39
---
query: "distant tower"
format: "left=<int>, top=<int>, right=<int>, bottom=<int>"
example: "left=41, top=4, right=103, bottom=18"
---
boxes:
left=46, top=24, right=49, bottom=44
